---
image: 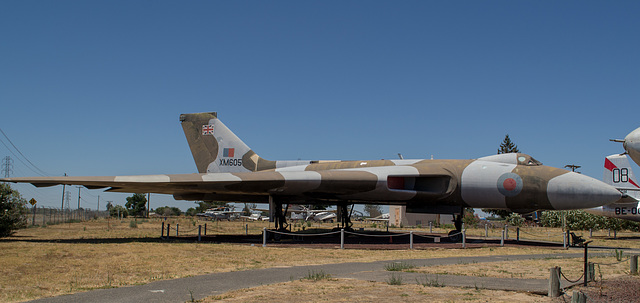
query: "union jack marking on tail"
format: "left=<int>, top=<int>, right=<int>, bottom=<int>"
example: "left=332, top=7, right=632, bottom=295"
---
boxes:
left=202, top=124, right=214, bottom=135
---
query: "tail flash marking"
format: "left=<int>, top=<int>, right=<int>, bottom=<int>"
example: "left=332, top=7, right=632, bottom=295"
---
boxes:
left=603, top=155, right=640, bottom=189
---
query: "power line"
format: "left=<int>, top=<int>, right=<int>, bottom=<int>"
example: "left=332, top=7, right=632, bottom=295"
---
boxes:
left=0, top=128, right=50, bottom=176
left=0, top=138, right=45, bottom=176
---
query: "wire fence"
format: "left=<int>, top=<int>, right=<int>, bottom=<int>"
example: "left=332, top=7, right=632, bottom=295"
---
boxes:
left=26, top=206, right=109, bottom=226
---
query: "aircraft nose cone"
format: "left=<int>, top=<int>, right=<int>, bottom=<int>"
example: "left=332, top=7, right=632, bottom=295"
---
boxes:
left=547, top=172, right=621, bottom=209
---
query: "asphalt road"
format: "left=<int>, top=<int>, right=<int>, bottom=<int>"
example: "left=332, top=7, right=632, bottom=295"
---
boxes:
left=27, top=252, right=602, bottom=303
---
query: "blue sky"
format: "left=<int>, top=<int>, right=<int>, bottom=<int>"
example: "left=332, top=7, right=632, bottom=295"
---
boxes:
left=1, top=1, right=639, bottom=212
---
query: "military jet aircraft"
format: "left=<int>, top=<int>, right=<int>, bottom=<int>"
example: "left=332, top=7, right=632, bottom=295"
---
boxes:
left=611, top=126, right=640, bottom=167
left=585, top=154, right=640, bottom=222
left=196, top=206, right=242, bottom=221
left=1, top=112, right=622, bottom=239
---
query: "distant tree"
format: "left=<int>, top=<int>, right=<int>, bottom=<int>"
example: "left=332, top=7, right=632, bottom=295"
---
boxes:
left=497, top=134, right=520, bottom=154
left=462, top=208, right=480, bottom=228
left=105, top=201, right=113, bottom=211
left=185, top=207, right=198, bottom=216
left=109, top=205, right=128, bottom=218
left=363, top=204, right=382, bottom=218
left=154, top=206, right=182, bottom=216
left=0, top=183, right=28, bottom=237
left=484, top=134, right=521, bottom=219
left=125, top=193, right=147, bottom=217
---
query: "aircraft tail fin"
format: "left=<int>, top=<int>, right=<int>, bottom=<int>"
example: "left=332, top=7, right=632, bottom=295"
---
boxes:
left=180, top=112, right=275, bottom=173
left=603, top=154, right=640, bottom=195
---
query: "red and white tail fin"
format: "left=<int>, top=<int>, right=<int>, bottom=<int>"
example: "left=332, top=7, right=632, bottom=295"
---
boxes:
left=603, top=154, right=640, bottom=196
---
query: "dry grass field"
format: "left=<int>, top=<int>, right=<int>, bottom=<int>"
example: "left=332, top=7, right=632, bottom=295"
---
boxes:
left=1, top=218, right=639, bottom=302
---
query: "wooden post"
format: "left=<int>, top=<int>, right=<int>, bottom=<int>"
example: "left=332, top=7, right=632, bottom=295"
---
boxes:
left=631, top=255, right=638, bottom=275
left=161, top=221, right=165, bottom=238
left=204, top=223, right=207, bottom=236
left=571, top=291, right=586, bottom=303
left=549, top=267, right=561, bottom=297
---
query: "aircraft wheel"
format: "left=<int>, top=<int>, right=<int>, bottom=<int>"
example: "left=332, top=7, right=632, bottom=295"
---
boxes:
left=448, top=230, right=462, bottom=242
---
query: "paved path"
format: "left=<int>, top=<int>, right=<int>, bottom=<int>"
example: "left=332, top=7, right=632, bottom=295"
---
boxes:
left=28, top=252, right=602, bottom=303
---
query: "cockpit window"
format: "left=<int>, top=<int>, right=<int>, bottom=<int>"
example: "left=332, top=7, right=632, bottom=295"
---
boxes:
left=517, top=154, right=542, bottom=166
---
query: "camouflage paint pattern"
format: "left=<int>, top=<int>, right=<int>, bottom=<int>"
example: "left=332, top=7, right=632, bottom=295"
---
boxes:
left=1, top=112, right=623, bottom=213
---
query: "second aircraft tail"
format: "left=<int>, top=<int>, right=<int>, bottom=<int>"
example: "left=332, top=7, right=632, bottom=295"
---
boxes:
left=603, top=154, right=640, bottom=198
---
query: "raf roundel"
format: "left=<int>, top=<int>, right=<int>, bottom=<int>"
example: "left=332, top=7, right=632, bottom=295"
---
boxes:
left=497, top=173, right=523, bottom=197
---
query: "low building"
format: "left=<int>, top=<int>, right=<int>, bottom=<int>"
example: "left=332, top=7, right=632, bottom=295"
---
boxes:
left=389, top=205, right=454, bottom=227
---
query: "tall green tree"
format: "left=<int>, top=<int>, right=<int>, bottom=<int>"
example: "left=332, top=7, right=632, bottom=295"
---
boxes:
left=497, top=134, right=520, bottom=154
left=125, top=193, right=147, bottom=217
left=0, top=183, right=28, bottom=237
left=484, top=135, right=521, bottom=219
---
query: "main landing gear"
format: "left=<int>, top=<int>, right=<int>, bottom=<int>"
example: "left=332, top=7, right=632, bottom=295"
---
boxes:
left=448, top=208, right=464, bottom=242
left=336, top=204, right=354, bottom=231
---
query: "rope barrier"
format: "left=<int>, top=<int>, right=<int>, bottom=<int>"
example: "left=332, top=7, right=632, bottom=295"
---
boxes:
left=268, top=229, right=341, bottom=237
left=593, top=256, right=630, bottom=266
left=560, top=270, right=584, bottom=283
left=344, top=231, right=411, bottom=237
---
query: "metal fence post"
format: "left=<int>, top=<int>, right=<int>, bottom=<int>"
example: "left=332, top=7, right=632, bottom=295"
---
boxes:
left=262, top=227, right=267, bottom=247
left=198, top=225, right=202, bottom=242
left=410, top=231, right=413, bottom=250
left=429, top=221, right=432, bottom=233
left=516, top=227, right=520, bottom=242
left=245, top=224, right=248, bottom=236
left=563, top=232, right=567, bottom=249
left=167, top=224, right=170, bottom=239
left=504, top=224, right=508, bottom=240
left=485, top=224, right=488, bottom=238
left=161, top=221, right=165, bottom=238
left=462, top=229, right=466, bottom=248
left=204, top=223, right=207, bottom=236
left=340, top=229, right=345, bottom=250
left=500, top=230, right=504, bottom=247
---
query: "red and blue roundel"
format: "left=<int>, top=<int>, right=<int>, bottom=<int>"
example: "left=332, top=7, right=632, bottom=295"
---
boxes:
left=497, top=173, right=523, bottom=197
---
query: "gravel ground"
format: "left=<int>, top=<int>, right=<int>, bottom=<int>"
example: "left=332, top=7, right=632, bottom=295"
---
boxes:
left=554, top=275, right=640, bottom=303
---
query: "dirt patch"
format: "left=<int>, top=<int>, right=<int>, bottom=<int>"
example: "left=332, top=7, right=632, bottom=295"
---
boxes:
left=200, top=278, right=552, bottom=303
left=553, top=275, right=640, bottom=303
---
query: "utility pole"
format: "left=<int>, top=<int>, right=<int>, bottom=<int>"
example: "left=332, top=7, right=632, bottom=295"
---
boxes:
left=147, top=193, right=151, bottom=218
left=65, top=190, right=71, bottom=210
left=1, top=156, right=13, bottom=178
left=76, top=186, right=82, bottom=209
left=61, top=173, right=67, bottom=209
left=97, top=195, right=100, bottom=212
